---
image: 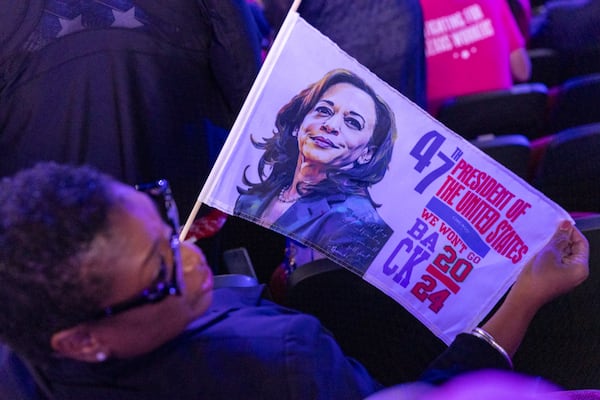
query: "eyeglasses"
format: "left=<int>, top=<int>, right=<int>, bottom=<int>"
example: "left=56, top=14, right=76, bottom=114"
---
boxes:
left=90, top=180, right=183, bottom=320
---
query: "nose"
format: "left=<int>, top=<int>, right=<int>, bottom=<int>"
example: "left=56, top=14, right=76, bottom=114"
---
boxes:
left=320, top=113, right=342, bottom=135
left=320, top=122, right=339, bottom=135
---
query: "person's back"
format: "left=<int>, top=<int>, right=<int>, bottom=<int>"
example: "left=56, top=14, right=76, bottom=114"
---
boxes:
left=0, top=0, right=261, bottom=218
left=420, top=0, right=530, bottom=114
left=263, top=0, right=427, bottom=108
left=529, top=0, right=600, bottom=54
left=507, top=0, right=532, bottom=40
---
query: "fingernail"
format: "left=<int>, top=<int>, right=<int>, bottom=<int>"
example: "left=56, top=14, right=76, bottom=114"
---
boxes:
left=560, top=221, right=571, bottom=231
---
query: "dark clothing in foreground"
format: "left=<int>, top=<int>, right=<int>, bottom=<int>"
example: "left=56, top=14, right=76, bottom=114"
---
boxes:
left=0, top=0, right=261, bottom=218
left=24, top=286, right=510, bottom=400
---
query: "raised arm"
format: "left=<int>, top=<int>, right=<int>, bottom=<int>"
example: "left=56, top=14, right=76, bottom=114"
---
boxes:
left=510, top=47, right=532, bottom=82
left=420, top=221, right=590, bottom=384
left=480, top=220, right=590, bottom=358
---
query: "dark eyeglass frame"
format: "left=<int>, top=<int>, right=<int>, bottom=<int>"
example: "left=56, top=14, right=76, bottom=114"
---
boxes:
left=90, top=179, right=183, bottom=320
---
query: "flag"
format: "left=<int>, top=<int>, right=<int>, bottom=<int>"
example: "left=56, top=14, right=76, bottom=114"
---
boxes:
left=191, top=11, right=570, bottom=344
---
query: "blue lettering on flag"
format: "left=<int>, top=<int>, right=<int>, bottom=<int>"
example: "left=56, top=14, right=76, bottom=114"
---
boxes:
left=426, top=197, right=490, bottom=257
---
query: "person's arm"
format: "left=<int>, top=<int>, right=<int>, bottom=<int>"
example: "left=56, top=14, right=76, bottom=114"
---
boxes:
left=510, top=47, right=532, bottom=82
left=203, top=0, right=262, bottom=118
left=503, top=0, right=532, bottom=83
left=421, top=221, right=589, bottom=384
left=480, top=220, right=589, bottom=358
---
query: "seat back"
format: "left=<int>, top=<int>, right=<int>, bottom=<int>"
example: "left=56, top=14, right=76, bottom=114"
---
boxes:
left=546, top=73, right=600, bottom=134
left=436, top=83, right=549, bottom=140
left=213, top=217, right=286, bottom=283
left=286, top=259, right=446, bottom=386
left=562, top=48, right=600, bottom=85
left=527, top=47, right=563, bottom=88
left=471, top=134, right=532, bottom=180
left=532, top=123, right=600, bottom=212
left=212, top=274, right=259, bottom=289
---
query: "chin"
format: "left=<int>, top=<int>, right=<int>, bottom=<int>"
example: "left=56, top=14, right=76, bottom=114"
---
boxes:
left=189, top=288, right=214, bottom=319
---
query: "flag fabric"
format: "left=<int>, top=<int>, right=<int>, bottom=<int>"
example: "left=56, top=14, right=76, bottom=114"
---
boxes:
left=195, top=11, right=570, bottom=344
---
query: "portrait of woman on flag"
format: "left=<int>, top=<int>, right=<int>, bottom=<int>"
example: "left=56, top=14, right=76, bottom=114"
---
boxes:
left=234, top=68, right=396, bottom=272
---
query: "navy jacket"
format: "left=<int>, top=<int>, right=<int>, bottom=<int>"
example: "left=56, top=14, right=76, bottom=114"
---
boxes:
left=4, top=286, right=510, bottom=399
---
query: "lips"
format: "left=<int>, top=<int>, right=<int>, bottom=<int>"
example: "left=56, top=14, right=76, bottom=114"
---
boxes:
left=311, top=135, right=339, bottom=148
left=185, top=264, right=213, bottom=310
left=189, top=260, right=214, bottom=295
left=200, top=267, right=214, bottom=292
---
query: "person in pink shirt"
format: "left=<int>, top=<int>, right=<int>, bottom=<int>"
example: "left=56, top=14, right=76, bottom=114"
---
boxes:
left=420, top=0, right=531, bottom=115
left=507, top=0, right=532, bottom=40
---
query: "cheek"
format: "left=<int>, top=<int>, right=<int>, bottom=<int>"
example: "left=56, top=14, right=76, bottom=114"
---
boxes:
left=180, top=242, right=213, bottom=301
left=345, top=129, right=375, bottom=153
left=297, top=131, right=310, bottom=149
left=299, top=115, right=322, bottom=133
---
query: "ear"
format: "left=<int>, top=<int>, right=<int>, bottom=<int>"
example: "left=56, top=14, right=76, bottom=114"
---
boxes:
left=357, top=146, right=376, bottom=165
left=51, top=326, right=108, bottom=363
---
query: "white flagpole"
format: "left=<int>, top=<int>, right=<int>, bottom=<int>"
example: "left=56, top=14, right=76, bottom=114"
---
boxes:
left=290, top=0, right=302, bottom=12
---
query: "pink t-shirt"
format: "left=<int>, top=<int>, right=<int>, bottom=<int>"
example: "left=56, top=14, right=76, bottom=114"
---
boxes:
left=420, top=0, right=525, bottom=114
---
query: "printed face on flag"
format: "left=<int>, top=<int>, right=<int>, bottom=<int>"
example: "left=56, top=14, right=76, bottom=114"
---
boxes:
left=297, top=83, right=377, bottom=170
left=196, top=12, right=571, bottom=345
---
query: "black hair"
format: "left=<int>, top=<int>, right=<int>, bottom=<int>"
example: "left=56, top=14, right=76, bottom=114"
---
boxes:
left=0, top=162, right=115, bottom=363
